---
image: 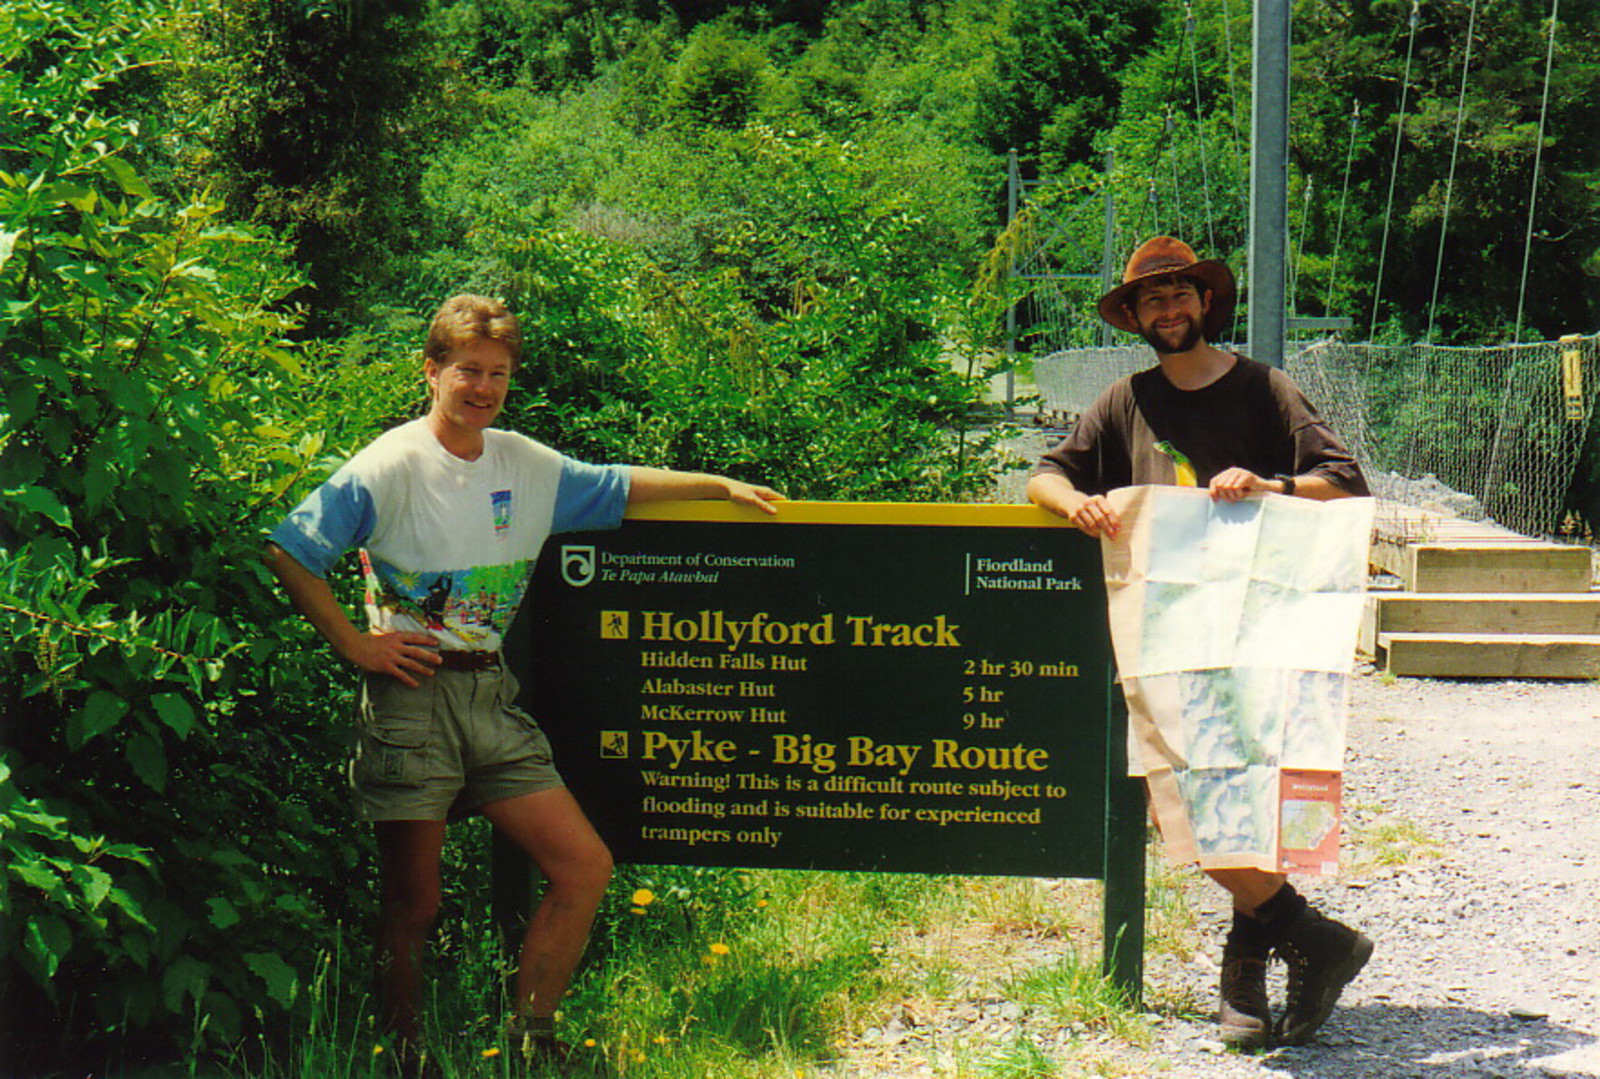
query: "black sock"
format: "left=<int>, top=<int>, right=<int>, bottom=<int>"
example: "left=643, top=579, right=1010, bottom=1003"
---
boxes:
left=1254, top=882, right=1311, bottom=941
left=1228, top=883, right=1313, bottom=957
left=1225, top=907, right=1274, bottom=959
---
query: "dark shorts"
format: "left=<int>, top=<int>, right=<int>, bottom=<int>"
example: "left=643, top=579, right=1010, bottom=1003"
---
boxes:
left=350, top=663, right=563, bottom=822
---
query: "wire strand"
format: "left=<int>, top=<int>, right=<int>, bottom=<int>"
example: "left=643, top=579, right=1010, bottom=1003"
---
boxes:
left=1369, top=0, right=1421, bottom=341
left=1514, top=0, right=1561, bottom=344
left=1325, top=102, right=1361, bottom=313
left=1185, top=1, right=1218, bottom=252
left=1426, top=0, right=1481, bottom=343
left=1290, top=179, right=1313, bottom=319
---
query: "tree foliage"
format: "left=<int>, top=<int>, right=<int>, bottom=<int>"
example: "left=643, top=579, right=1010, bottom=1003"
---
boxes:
left=1288, top=0, right=1600, bottom=342
left=425, top=126, right=1002, bottom=499
left=0, top=2, right=389, bottom=1066
left=163, top=0, right=453, bottom=331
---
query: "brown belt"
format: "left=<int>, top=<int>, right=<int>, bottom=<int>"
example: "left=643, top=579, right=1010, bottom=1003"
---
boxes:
left=436, top=650, right=500, bottom=673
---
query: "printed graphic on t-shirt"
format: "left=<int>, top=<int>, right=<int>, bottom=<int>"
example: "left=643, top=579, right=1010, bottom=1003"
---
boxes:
left=363, top=553, right=534, bottom=648
left=491, top=489, right=513, bottom=537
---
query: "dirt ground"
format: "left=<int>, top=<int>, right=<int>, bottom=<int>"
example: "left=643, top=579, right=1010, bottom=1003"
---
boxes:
left=822, top=671, right=1600, bottom=1078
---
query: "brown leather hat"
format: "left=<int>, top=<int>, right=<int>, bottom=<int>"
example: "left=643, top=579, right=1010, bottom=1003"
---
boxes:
left=1097, top=236, right=1236, bottom=339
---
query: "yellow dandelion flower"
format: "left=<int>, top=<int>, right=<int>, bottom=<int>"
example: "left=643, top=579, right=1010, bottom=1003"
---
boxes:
left=631, top=888, right=656, bottom=906
left=653, top=1034, right=670, bottom=1045
left=709, top=942, right=730, bottom=955
left=481, top=1046, right=501, bottom=1058
left=584, top=1038, right=597, bottom=1048
left=633, top=1049, right=647, bottom=1063
left=372, top=1045, right=385, bottom=1056
left=756, top=899, right=768, bottom=908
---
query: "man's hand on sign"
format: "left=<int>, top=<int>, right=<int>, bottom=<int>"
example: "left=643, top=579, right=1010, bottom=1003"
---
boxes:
left=341, top=630, right=443, bottom=688
left=723, top=479, right=785, bottom=515
left=1025, top=473, right=1121, bottom=539
left=1067, top=492, right=1121, bottom=540
left=1208, top=467, right=1272, bottom=502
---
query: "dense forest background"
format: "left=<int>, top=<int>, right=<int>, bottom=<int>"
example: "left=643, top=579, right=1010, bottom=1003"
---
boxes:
left=3, top=0, right=1598, bottom=1073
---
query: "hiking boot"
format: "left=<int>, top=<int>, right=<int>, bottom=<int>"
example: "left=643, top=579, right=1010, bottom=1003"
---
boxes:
left=1274, top=908, right=1374, bottom=1046
left=1218, top=954, right=1272, bottom=1050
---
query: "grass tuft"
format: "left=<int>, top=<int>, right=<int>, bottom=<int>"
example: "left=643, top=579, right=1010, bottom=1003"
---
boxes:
left=1006, top=947, right=1150, bottom=1048
left=1355, top=816, right=1443, bottom=869
left=975, top=1034, right=1058, bottom=1078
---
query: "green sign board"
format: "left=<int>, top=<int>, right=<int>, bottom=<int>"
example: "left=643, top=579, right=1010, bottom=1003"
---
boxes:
left=514, top=502, right=1145, bottom=991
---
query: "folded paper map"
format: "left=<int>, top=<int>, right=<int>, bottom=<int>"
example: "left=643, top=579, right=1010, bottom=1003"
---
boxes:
left=1102, top=486, right=1375, bottom=874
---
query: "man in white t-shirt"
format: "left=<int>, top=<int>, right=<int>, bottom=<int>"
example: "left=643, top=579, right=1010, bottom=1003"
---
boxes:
left=266, top=294, right=781, bottom=1074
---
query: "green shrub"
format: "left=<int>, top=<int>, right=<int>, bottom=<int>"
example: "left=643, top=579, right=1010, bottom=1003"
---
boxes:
left=0, top=2, right=377, bottom=1064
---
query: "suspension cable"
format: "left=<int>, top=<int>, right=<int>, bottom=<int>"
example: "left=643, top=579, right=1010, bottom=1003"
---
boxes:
left=1368, top=0, right=1421, bottom=341
left=1289, top=178, right=1313, bottom=318
left=1166, top=108, right=1190, bottom=240
left=1325, top=101, right=1361, bottom=313
left=1514, top=0, right=1561, bottom=344
left=1217, top=0, right=1244, bottom=164
left=1184, top=0, right=1217, bottom=252
left=1136, top=13, right=1201, bottom=238
left=1425, top=0, right=1481, bottom=342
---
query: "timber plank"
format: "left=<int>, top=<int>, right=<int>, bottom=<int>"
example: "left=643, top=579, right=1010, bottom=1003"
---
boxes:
left=1377, top=631, right=1600, bottom=679
left=1405, top=544, right=1594, bottom=593
left=1370, top=501, right=1544, bottom=579
left=1371, top=593, right=1600, bottom=635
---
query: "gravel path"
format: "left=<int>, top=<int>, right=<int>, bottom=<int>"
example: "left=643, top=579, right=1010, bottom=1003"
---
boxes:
left=825, top=673, right=1600, bottom=1078
left=1141, top=673, right=1600, bottom=1079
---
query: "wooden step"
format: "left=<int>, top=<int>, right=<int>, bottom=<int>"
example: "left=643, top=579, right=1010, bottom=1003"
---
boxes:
left=1401, top=543, right=1594, bottom=593
left=1359, top=592, right=1600, bottom=654
left=1370, top=535, right=1543, bottom=580
left=1370, top=505, right=1534, bottom=579
left=1377, top=631, right=1600, bottom=679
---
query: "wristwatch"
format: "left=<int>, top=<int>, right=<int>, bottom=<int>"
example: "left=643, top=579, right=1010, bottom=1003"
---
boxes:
left=1275, top=474, right=1297, bottom=497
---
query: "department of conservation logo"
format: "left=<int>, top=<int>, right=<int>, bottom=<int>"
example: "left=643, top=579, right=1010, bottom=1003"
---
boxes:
left=561, top=545, right=596, bottom=587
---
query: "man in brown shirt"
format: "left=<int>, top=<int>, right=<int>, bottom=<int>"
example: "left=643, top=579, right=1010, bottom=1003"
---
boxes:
left=1028, top=237, right=1372, bottom=1050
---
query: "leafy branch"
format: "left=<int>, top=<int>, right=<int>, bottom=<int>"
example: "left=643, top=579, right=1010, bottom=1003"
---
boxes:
left=0, top=600, right=200, bottom=665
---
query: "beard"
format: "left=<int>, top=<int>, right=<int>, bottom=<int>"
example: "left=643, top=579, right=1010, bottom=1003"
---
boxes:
left=1138, top=314, right=1205, bottom=355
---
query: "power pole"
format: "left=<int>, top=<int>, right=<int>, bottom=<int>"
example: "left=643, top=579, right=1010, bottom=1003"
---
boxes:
left=1249, top=0, right=1290, bottom=366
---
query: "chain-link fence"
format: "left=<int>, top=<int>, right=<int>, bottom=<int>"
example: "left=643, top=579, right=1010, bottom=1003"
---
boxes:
left=1291, top=337, right=1597, bottom=539
left=1031, top=346, right=1153, bottom=422
left=1032, top=335, right=1598, bottom=539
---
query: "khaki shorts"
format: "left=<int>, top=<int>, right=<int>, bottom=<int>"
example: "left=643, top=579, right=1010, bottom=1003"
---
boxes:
left=350, top=664, right=563, bottom=822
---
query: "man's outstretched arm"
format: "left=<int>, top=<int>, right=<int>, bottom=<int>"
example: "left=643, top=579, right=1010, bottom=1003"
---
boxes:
left=627, top=467, right=784, bottom=515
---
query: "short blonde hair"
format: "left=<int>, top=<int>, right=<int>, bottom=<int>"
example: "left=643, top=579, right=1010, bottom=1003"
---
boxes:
left=423, top=294, right=523, bottom=369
